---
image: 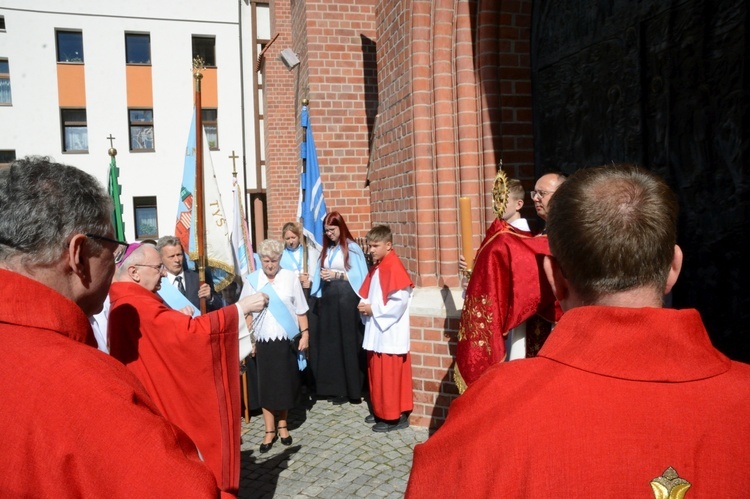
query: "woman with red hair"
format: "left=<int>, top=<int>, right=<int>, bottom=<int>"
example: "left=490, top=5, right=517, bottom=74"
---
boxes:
left=313, top=211, right=368, bottom=404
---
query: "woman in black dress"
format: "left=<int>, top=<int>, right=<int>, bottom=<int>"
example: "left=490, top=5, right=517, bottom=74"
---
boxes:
left=313, top=211, right=368, bottom=404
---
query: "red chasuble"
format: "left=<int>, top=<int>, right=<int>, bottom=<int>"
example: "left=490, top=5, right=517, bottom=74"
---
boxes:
left=0, top=270, right=217, bottom=497
left=109, top=282, right=240, bottom=497
left=408, top=307, right=750, bottom=497
left=456, top=219, right=561, bottom=391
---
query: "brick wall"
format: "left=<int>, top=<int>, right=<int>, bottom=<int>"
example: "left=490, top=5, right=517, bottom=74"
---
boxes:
left=280, top=0, right=377, bottom=238
left=496, top=0, right=536, bottom=219
left=368, top=0, right=416, bottom=271
left=265, top=0, right=298, bottom=239
left=266, top=0, right=534, bottom=430
left=409, top=304, right=462, bottom=429
left=374, top=0, right=534, bottom=430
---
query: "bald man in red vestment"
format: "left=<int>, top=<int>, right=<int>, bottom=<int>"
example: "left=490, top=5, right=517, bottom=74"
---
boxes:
left=408, top=164, right=750, bottom=497
left=456, top=173, right=566, bottom=391
left=0, top=157, right=218, bottom=497
left=109, top=243, right=267, bottom=497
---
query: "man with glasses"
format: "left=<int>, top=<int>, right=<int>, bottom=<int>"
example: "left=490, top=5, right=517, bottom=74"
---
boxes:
left=531, top=171, right=567, bottom=227
left=0, top=156, right=219, bottom=496
left=108, top=242, right=268, bottom=496
left=455, top=171, right=566, bottom=390
left=86, top=233, right=130, bottom=353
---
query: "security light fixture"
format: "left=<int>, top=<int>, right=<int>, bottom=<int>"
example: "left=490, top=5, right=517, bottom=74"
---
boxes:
left=280, top=48, right=300, bottom=70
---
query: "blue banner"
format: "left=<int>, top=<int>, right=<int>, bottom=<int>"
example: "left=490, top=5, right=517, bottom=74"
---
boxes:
left=297, top=105, right=327, bottom=248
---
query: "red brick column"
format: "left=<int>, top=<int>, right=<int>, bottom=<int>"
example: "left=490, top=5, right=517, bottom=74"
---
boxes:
left=372, top=0, right=534, bottom=430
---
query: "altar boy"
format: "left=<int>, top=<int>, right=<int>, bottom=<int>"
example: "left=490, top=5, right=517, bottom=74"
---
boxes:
left=358, top=225, right=414, bottom=432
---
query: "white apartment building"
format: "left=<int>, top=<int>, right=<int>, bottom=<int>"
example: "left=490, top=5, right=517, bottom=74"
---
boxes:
left=0, top=1, right=270, bottom=242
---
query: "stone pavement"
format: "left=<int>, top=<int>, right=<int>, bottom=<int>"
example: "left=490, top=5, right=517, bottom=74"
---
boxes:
left=239, top=395, right=429, bottom=498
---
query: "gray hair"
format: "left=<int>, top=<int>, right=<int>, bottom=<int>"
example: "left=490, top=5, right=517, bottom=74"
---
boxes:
left=0, top=156, right=112, bottom=267
left=156, top=235, right=182, bottom=252
left=116, top=244, right=148, bottom=279
left=257, top=239, right=284, bottom=259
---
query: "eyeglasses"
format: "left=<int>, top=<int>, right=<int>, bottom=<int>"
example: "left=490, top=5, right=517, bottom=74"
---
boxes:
left=530, top=189, right=555, bottom=199
left=134, top=263, right=166, bottom=273
left=86, top=233, right=130, bottom=263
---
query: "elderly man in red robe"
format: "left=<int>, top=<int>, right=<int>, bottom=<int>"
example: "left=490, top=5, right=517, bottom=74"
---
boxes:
left=0, top=156, right=219, bottom=496
left=108, top=243, right=268, bottom=498
left=408, top=164, right=750, bottom=497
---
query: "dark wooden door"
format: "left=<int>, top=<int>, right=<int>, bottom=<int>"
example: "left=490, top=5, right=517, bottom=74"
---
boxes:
left=531, top=0, right=749, bottom=360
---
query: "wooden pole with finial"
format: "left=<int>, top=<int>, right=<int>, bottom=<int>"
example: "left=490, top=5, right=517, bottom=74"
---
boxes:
left=106, top=134, right=126, bottom=241
left=193, top=56, right=207, bottom=314
left=229, top=148, right=252, bottom=272
left=300, top=97, right=310, bottom=274
left=230, top=150, right=240, bottom=178
left=230, top=149, right=252, bottom=423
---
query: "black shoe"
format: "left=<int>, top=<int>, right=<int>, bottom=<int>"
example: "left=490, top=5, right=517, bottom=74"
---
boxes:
left=364, top=414, right=376, bottom=424
left=259, top=430, right=277, bottom=453
left=277, top=425, right=293, bottom=446
left=331, top=395, right=348, bottom=405
left=371, top=414, right=409, bottom=433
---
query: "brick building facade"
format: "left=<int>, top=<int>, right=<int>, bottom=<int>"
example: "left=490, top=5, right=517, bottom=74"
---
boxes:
left=262, top=0, right=534, bottom=429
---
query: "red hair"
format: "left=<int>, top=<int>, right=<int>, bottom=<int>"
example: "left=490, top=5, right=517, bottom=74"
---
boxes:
left=320, top=211, right=355, bottom=270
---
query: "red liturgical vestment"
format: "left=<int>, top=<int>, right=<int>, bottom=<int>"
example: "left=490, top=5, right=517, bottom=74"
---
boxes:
left=408, top=306, right=750, bottom=498
left=109, top=282, right=241, bottom=497
left=0, top=270, right=217, bottom=497
left=456, top=221, right=561, bottom=390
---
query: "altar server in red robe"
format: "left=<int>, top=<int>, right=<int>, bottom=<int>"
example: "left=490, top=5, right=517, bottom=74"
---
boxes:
left=358, top=225, right=414, bottom=432
left=0, top=156, right=218, bottom=497
left=109, top=243, right=268, bottom=497
left=407, top=164, right=750, bottom=497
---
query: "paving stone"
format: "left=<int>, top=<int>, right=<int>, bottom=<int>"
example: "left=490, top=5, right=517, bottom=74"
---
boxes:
left=239, top=397, right=428, bottom=497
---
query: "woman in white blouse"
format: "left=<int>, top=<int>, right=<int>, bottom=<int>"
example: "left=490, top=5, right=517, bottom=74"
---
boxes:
left=240, top=239, right=309, bottom=453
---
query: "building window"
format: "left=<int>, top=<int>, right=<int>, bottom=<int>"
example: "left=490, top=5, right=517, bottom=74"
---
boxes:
left=0, top=59, right=11, bottom=105
left=192, top=36, right=216, bottom=67
left=129, top=109, right=154, bottom=151
left=56, top=30, right=84, bottom=63
left=0, top=16, right=6, bottom=32
left=61, top=108, right=88, bottom=152
left=134, top=196, right=158, bottom=240
left=203, top=108, right=218, bottom=150
left=125, top=33, right=151, bottom=64
left=0, top=150, right=15, bottom=169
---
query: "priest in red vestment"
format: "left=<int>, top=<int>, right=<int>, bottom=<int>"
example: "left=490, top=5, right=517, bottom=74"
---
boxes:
left=407, top=164, right=750, bottom=497
left=109, top=243, right=268, bottom=497
left=0, top=157, right=218, bottom=497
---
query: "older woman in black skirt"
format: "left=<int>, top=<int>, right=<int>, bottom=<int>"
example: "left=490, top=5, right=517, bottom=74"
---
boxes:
left=241, top=239, right=309, bottom=453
